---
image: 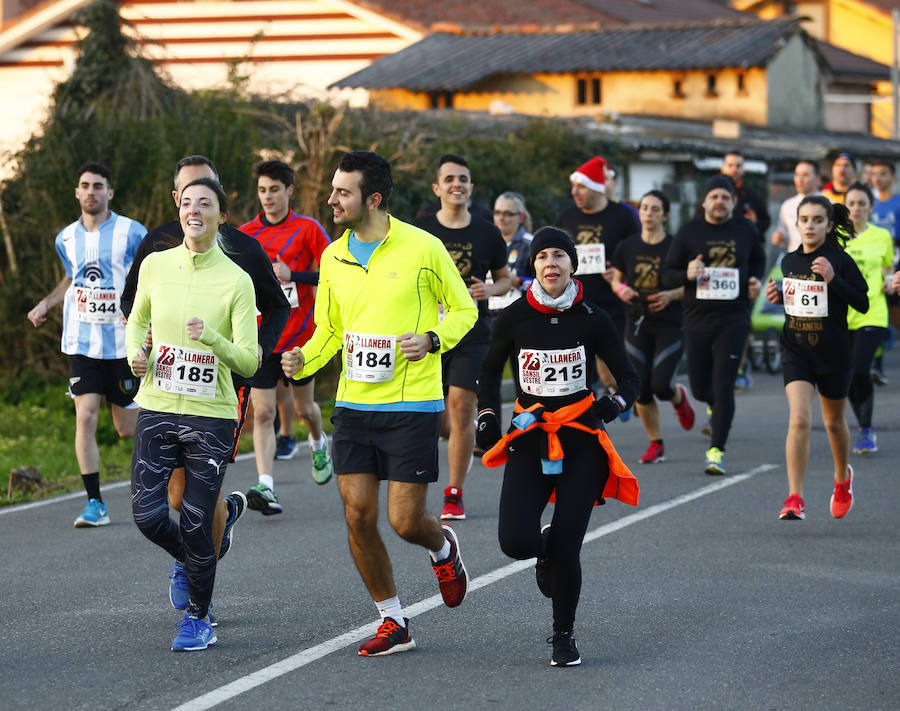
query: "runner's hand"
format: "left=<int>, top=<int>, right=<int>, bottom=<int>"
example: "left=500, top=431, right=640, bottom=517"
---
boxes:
left=399, top=332, right=430, bottom=362
left=475, top=410, right=501, bottom=451
left=186, top=317, right=204, bottom=340
left=469, top=276, right=488, bottom=301
left=686, top=254, right=705, bottom=281
left=893, top=270, right=900, bottom=294
left=765, top=278, right=782, bottom=305
left=274, top=255, right=291, bottom=282
left=27, top=301, right=48, bottom=328
left=602, top=263, right=616, bottom=283
left=748, top=276, right=762, bottom=300
left=132, top=350, right=148, bottom=377
left=810, top=257, right=834, bottom=283
left=592, top=395, right=622, bottom=423
left=281, top=347, right=304, bottom=378
left=646, top=291, right=670, bottom=311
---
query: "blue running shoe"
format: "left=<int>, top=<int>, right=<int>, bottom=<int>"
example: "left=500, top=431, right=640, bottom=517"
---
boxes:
left=852, top=428, right=877, bottom=454
left=618, top=406, right=632, bottom=422
left=734, top=370, right=751, bottom=391
left=206, top=601, right=217, bottom=627
left=274, top=435, right=298, bottom=460
left=169, top=561, right=189, bottom=610
left=218, top=491, right=247, bottom=560
left=74, top=498, right=109, bottom=528
left=171, top=613, right=217, bottom=652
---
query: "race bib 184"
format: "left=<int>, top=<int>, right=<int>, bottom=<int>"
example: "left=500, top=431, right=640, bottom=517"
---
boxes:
left=345, top=331, right=396, bottom=383
left=517, top=346, right=587, bottom=396
left=74, top=287, right=119, bottom=324
left=783, top=277, right=828, bottom=317
left=153, top=343, right=218, bottom=398
left=696, top=267, right=739, bottom=300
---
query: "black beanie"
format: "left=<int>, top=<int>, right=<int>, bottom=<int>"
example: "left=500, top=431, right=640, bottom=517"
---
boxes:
left=530, top=227, right=579, bottom=273
left=703, top=175, right=736, bottom=199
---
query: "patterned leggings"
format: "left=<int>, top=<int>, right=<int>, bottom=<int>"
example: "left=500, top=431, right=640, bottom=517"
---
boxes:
left=131, top=409, right=235, bottom=619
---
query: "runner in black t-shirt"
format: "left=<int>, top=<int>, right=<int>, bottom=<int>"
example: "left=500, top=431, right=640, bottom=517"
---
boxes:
left=661, top=176, right=766, bottom=477
left=765, top=195, right=867, bottom=521
left=414, top=154, right=511, bottom=521
left=611, top=191, right=695, bottom=466
left=554, top=156, right=640, bottom=402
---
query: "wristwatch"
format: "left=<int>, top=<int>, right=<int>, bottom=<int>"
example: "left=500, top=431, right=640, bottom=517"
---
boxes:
left=426, top=330, right=441, bottom=353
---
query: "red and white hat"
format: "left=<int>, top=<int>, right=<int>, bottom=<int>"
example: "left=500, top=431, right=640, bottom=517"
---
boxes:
left=569, top=156, right=608, bottom=192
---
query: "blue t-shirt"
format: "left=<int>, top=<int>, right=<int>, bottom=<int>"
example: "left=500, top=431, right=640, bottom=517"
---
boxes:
left=348, top=233, right=382, bottom=269
left=872, top=193, right=900, bottom=242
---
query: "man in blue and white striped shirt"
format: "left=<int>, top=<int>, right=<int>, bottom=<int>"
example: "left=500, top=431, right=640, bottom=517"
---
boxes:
left=28, top=162, right=146, bottom=528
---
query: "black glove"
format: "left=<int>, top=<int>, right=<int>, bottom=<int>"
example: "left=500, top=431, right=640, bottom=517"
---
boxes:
left=475, top=410, right=501, bottom=451
left=592, top=394, right=623, bottom=423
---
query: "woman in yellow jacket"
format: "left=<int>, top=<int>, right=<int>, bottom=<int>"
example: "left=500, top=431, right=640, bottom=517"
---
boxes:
left=126, top=177, right=258, bottom=652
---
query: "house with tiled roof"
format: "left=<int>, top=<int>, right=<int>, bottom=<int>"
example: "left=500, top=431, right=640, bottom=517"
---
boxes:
left=733, top=0, right=900, bottom=136
left=333, top=18, right=832, bottom=130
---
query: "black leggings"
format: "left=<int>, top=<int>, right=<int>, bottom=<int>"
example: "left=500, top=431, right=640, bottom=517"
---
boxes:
left=684, top=318, right=750, bottom=450
left=625, top=321, right=683, bottom=405
left=131, top=410, right=235, bottom=619
left=497, top=427, right=609, bottom=633
left=848, top=327, right=887, bottom=428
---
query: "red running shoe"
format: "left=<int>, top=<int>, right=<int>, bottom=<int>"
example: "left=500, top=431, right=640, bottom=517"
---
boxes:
left=639, top=441, right=665, bottom=464
left=358, top=617, right=416, bottom=656
left=830, top=465, right=854, bottom=519
left=432, top=524, right=469, bottom=608
left=672, top=384, right=695, bottom=430
left=440, top=486, right=465, bottom=520
left=779, top=493, right=806, bottom=520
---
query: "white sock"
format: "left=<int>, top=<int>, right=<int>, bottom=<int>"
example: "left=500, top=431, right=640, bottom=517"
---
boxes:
left=259, top=474, right=274, bottom=490
left=430, top=538, right=451, bottom=562
left=375, top=596, right=405, bottom=626
left=308, top=433, right=327, bottom=451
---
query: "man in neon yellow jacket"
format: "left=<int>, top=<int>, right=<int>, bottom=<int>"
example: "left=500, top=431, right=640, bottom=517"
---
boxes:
left=282, top=151, right=477, bottom=656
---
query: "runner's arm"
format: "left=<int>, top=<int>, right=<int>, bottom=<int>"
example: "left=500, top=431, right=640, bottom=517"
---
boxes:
left=199, top=273, right=258, bottom=378
left=477, top=308, right=516, bottom=416
left=593, top=309, right=640, bottom=408
left=298, top=260, right=343, bottom=379
left=430, top=244, right=478, bottom=352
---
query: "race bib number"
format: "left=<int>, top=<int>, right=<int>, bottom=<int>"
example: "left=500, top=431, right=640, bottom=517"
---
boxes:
left=783, top=278, right=828, bottom=317
left=517, top=346, right=587, bottom=397
left=153, top=343, right=218, bottom=398
left=281, top=282, right=300, bottom=309
left=74, top=287, right=119, bottom=324
left=345, top=331, right=396, bottom=383
left=575, top=243, right=606, bottom=275
left=486, top=276, right=521, bottom=311
left=696, top=267, right=739, bottom=300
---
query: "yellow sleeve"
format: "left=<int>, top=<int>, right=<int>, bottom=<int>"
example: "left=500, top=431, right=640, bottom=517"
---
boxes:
left=429, top=239, right=478, bottom=352
left=198, top=272, right=258, bottom=378
left=298, top=255, right=343, bottom=378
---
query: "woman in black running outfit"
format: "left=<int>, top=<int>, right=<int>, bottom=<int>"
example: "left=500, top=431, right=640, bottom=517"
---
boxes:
left=611, top=190, right=695, bottom=465
left=475, top=227, right=640, bottom=668
left=765, top=196, right=867, bottom=521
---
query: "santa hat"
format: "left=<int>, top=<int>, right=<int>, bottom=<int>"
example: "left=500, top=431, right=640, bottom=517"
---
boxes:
left=569, top=156, right=608, bottom=192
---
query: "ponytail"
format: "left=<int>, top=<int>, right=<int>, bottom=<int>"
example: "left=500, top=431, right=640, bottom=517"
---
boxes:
left=797, top=194, right=855, bottom=250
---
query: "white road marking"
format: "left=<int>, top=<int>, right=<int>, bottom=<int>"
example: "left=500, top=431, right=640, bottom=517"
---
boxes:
left=171, top=464, right=777, bottom=711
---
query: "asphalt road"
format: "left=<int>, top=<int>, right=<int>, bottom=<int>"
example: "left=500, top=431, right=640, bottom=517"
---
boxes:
left=2, top=364, right=899, bottom=711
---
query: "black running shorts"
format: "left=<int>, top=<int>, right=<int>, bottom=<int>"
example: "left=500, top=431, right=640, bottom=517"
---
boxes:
left=252, top=352, right=314, bottom=389
left=442, top=331, right=490, bottom=393
left=330, top=407, right=441, bottom=482
left=782, top=357, right=852, bottom=400
left=68, top=355, right=138, bottom=407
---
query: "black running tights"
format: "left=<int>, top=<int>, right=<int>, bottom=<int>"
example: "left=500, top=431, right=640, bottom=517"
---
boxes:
left=131, top=410, right=234, bottom=619
left=848, top=326, right=886, bottom=429
left=497, top=428, right=609, bottom=633
left=684, top=318, right=750, bottom=450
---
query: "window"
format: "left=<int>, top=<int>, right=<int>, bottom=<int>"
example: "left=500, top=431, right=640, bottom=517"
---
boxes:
left=429, top=91, right=455, bottom=109
left=706, top=74, right=718, bottom=97
left=737, top=72, right=747, bottom=94
left=673, top=79, right=686, bottom=98
left=575, top=76, right=602, bottom=105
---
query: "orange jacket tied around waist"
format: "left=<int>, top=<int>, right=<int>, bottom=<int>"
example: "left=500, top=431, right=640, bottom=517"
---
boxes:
left=481, top=394, right=640, bottom=507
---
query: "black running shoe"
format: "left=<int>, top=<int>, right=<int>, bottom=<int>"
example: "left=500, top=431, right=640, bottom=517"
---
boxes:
left=548, top=630, right=581, bottom=667
left=535, top=523, right=552, bottom=598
